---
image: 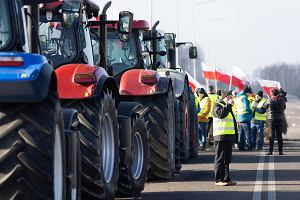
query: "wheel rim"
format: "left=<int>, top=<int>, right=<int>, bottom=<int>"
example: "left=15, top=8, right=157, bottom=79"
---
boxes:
left=132, top=132, right=144, bottom=179
left=54, top=124, right=63, bottom=200
left=101, top=113, right=115, bottom=183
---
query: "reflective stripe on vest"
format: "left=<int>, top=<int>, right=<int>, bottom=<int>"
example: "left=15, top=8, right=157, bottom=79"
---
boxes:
left=213, top=102, right=235, bottom=136
left=236, top=96, right=249, bottom=115
left=208, top=94, right=218, bottom=117
left=254, top=99, right=267, bottom=121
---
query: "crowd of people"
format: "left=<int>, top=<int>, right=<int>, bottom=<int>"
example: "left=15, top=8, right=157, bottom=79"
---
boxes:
left=194, top=85, right=287, bottom=186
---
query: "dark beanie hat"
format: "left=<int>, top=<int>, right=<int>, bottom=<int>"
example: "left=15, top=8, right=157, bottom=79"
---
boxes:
left=199, top=88, right=206, bottom=94
left=256, top=90, right=263, bottom=97
left=221, top=90, right=232, bottom=99
left=208, top=85, right=214, bottom=92
left=243, top=86, right=252, bottom=93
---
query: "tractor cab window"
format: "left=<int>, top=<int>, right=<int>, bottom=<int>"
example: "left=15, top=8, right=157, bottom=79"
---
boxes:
left=156, top=37, right=167, bottom=69
left=39, top=11, right=77, bottom=68
left=90, top=30, right=100, bottom=66
left=139, top=32, right=152, bottom=69
left=0, top=0, right=12, bottom=50
left=107, top=31, right=138, bottom=75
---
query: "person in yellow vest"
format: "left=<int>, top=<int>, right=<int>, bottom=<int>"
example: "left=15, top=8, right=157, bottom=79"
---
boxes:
left=196, top=88, right=211, bottom=149
left=251, top=90, right=268, bottom=150
left=213, top=90, right=237, bottom=186
left=236, top=86, right=253, bottom=150
left=232, top=91, right=239, bottom=149
left=206, top=85, right=219, bottom=145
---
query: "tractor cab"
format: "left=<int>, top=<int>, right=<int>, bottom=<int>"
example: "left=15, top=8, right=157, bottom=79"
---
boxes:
left=39, top=0, right=99, bottom=68
left=0, top=0, right=29, bottom=52
left=104, top=20, right=152, bottom=77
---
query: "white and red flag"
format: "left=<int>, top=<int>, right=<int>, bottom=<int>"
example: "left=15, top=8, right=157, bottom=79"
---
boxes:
left=186, top=71, right=203, bottom=92
left=230, top=66, right=248, bottom=90
left=215, top=69, right=231, bottom=85
left=202, top=63, right=216, bottom=80
left=258, top=79, right=281, bottom=97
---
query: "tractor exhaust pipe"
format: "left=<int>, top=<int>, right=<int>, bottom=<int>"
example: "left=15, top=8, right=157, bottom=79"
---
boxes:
left=99, top=1, right=112, bottom=70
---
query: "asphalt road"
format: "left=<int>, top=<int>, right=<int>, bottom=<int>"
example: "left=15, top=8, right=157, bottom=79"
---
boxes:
left=138, top=99, right=300, bottom=200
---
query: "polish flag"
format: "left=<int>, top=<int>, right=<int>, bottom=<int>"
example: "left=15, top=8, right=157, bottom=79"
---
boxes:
left=258, top=79, right=281, bottom=96
left=186, top=71, right=203, bottom=92
left=215, top=69, right=231, bottom=85
left=231, top=66, right=247, bottom=90
left=202, top=63, right=216, bottom=80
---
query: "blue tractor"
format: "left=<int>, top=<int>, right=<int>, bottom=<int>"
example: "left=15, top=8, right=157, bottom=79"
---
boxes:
left=0, top=0, right=66, bottom=199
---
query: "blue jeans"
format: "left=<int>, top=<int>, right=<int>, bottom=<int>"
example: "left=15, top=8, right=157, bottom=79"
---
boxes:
left=251, top=121, right=265, bottom=149
left=238, top=122, right=252, bottom=150
left=199, top=122, right=207, bottom=147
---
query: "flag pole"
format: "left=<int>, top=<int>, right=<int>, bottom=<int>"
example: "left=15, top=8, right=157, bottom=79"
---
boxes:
left=229, top=65, right=233, bottom=90
left=214, top=66, right=218, bottom=92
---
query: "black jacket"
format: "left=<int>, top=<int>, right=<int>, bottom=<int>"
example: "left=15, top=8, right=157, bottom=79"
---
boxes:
left=267, top=96, right=286, bottom=121
left=213, top=99, right=238, bottom=142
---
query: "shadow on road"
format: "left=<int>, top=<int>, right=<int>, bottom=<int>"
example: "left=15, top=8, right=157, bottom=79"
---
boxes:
left=140, top=191, right=300, bottom=200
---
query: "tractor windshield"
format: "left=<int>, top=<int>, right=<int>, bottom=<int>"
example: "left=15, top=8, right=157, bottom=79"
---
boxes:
left=107, top=31, right=138, bottom=75
left=0, top=0, right=12, bottom=50
left=39, top=12, right=77, bottom=68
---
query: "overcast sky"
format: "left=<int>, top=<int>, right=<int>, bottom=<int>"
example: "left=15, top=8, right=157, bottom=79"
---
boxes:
left=96, top=0, right=300, bottom=75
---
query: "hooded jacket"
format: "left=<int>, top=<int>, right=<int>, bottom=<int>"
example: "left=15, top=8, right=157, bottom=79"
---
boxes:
left=236, top=91, right=253, bottom=122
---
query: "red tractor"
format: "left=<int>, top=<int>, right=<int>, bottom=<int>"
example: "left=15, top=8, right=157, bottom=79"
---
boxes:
left=91, top=17, right=176, bottom=181
left=39, top=0, right=148, bottom=199
left=88, top=2, right=150, bottom=197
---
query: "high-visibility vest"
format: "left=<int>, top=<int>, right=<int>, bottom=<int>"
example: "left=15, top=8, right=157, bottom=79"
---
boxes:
left=208, top=94, right=218, bottom=118
left=213, top=102, right=235, bottom=136
left=195, top=94, right=201, bottom=114
left=232, top=97, right=237, bottom=117
left=253, top=99, right=267, bottom=121
left=236, top=95, right=250, bottom=115
left=198, top=97, right=210, bottom=119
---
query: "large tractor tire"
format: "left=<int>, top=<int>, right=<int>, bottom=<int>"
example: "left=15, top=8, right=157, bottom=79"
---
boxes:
left=136, top=87, right=176, bottom=180
left=117, top=116, right=149, bottom=197
left=174, top=99, right=182, bottom=174
left=179, top=83, right=190, bottom=162
left=0, top=91, right=65, bottom=200
left=66, top=89, right=119, bottom=199
left=189, top=97, right=199, bottom=158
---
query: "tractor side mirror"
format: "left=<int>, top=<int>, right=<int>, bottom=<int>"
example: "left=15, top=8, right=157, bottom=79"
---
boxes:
left=118, top=11, right=133, bottom=42
left=189, top=46, right=198, bottom=59
left=62, top=0, right=80, bottom=28
left=164, top=33, right=176, bottom=50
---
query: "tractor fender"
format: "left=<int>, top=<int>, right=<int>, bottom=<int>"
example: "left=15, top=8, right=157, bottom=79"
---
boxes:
left=157, top=69, right=189, bottom=98
left=0, top=61, right=54, bottom=103
left=63, top=109, right=78, bottom=131
left=119, top=69, right=172, bottom=96
left=56, top=64, right=116, bottom=99
left=156, top=76, right=173, bottom=94
left=92, top=74, right=119, bottom=103
left=117, top=101, right=147, bottom=158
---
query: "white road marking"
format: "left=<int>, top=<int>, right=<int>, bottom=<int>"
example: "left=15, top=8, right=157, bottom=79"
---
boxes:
left=268, top=156, right=276, bottom=200
left=252, top=152, right=265, bottom=200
